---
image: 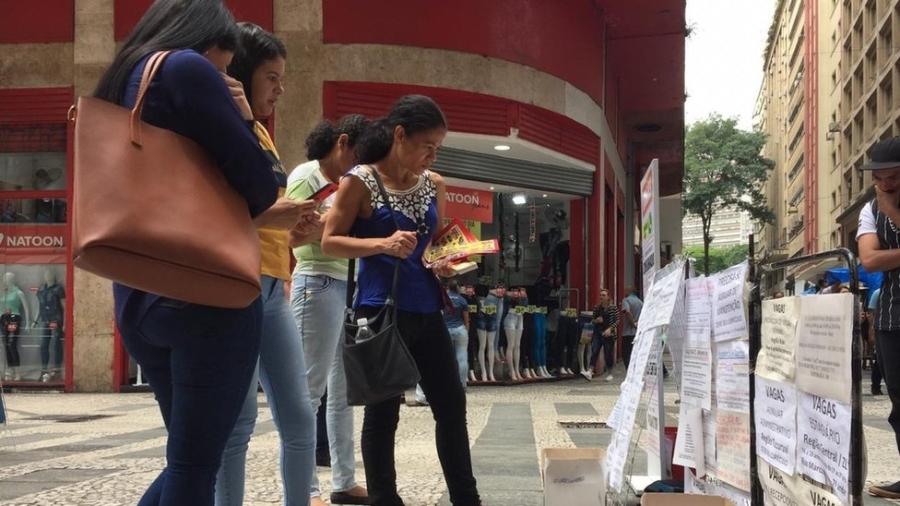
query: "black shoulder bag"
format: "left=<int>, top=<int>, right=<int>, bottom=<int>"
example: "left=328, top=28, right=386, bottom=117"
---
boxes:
left=341, top=169, right=421, bottom=406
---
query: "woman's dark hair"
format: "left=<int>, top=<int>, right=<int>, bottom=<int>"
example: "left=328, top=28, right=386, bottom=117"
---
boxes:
left=305, top=114, right=371, bottom=160
left=94, top=0, right=239, bottom=104
left=226, top=22, right=287, bottom=103
left=355, top=95, right=448, bottom=164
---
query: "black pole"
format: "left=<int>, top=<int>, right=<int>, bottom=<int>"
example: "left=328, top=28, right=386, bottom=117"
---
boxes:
left=762, top=248, right=863, bottom=506
left=747, top=234, right=764, bottom=505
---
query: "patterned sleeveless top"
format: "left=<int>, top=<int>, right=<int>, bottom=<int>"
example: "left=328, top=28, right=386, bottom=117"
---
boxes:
left=347, top=165, right=443, bottom=313
left=870, top=198, right=900, bottom=330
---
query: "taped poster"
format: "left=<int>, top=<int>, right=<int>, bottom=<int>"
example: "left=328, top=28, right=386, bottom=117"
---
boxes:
left=754, top=376, right=798, bottom=474
left=758, top=297, right=800, bottom=382
left=711, top=262, right=749, bottom=342
left=797, top=392, right=851, bottom=505
left=796, top=294, right=853, bottom=404
left=682, top=277, right=713, bottom=409
left=715, top=410, right=751, bottom=492
left=715, top=339, right=750, bottom=413
left=758, top=458, right=799, bottom=506
left=673, top=405, right=705, bottom=476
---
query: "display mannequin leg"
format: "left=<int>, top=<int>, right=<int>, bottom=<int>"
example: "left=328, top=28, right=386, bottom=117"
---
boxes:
left=505, top=327, right=522, bottom=381
left=476, top=329, right=489, bottom=382
left=486, top=331, right=497, bottom=382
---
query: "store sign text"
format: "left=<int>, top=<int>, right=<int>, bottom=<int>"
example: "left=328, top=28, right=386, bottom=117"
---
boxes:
left=0, top=230, right=65, bottom=249
left=445, top=186, right=493, bottom=223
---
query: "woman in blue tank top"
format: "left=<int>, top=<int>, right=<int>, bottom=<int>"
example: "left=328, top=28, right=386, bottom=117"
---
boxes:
left=322, top=95, right=481, bottom=506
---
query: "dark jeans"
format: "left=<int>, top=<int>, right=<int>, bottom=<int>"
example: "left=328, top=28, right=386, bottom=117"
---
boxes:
left=603, top=336, right=616, bottom=371
left=521, top=313, right=534, bottom=370
left=1, top=313, right=21, bottom=367
left=873, top=352, right=883, bottom=390
left=40, top=322, right=64, bottom=371
left=623, top=334, right=636, bottom=368
left=876, top=330, right=900, bottom=455
left=356, top=308, right=480, bottom=506
left=116, top=295, right=263, bottom=506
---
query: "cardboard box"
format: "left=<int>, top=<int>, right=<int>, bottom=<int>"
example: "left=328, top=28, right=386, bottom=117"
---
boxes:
left=641, top=493, right=730, bottom=505
left=541, top=448, right=606, bottom=506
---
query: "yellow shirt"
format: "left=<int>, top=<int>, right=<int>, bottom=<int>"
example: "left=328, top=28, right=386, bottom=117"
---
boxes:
left=254, top=122, right=291, bottom=281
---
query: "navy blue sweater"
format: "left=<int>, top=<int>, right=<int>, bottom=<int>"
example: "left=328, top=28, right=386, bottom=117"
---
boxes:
left=112, top=50, right=279, bottom=321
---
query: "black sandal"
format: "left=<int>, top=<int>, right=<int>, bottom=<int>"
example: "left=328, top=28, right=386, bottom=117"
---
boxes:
left=330, top=491, right=372, bottom=505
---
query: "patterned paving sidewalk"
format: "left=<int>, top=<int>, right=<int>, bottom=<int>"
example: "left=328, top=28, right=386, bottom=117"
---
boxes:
left=0, top=373, right=898, bottom=505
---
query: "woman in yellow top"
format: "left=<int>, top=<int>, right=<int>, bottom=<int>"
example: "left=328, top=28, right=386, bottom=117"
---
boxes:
left=215, top=23, right=322, bottom=506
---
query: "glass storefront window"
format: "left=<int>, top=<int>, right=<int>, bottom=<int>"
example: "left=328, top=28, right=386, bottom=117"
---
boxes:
left=0, top=152, right=66, bottom=192
left=0, top=197, right=67, bottom=224
left=0, top=263, right=67, bottom=383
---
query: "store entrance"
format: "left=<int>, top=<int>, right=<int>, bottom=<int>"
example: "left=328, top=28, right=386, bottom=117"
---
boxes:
left=442, top=178, right=591, bottom=384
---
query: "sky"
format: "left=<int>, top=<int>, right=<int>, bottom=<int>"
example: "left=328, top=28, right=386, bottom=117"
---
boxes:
left=685, top=0, right=777, bottom=131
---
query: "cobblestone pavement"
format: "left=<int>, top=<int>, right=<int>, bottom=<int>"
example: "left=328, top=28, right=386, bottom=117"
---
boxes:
left=0, top=371, right=898, bottom=505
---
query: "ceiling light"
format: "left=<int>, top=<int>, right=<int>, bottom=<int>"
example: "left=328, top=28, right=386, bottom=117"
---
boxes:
left=512, top=194, right=527, bottom=205
left=542, top=194, right=548, bottom=198
left=489, top=186, right=495, bottom=191
left=494, top=144, right=511, bottom=151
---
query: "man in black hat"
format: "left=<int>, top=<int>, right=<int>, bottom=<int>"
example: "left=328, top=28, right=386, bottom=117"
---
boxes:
left=857, top=136, right=900, bottom=498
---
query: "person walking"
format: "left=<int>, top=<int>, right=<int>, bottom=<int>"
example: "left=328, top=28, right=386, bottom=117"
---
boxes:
left=856, top=136, right=900, bottom=499
left=95, top=1, right=307, bottom=504
left=443, top=279, right=472, bottom=387
left=214, top=23, right=322, bottom=506
left=620, top=286, right=643, bottom=368
left=287, top=114, right=372, bottom=506
left=321, top=95, right=481, bottom=506
left=591, top=288, right=617, bottom=381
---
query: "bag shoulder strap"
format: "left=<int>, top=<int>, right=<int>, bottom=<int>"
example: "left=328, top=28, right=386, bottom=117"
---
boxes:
left=345, top=167, right=403, bottom=310
left=130, top=50, right=173, bottom=147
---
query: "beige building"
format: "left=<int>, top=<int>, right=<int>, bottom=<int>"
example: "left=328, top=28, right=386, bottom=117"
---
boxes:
left=682, top=209, right=753, bottom=248
left=756, top=0, right=866, bottom=284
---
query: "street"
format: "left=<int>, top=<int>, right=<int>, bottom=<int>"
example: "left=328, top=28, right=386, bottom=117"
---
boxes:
left=0, top=372, right=898, bottom=505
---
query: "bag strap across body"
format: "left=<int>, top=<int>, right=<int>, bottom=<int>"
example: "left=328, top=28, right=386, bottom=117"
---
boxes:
left=345, top=167, right=403, bottom=313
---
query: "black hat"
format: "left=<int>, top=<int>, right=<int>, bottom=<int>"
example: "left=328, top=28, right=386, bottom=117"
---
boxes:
left=862, top=137, right=900, bottom=170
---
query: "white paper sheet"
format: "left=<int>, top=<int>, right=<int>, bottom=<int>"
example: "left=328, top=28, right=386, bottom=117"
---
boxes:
left=715, top=409, right=751, bottom=492
left=754, top=376, right=798, bottom=474
left=758, top=458, right=799, bottom=506
left=798, top=391, right=851, bottom=505
left=604, top=379, right=644, bottom=491
left=758, top=297, right=801, bottom=382
left=673, top=405, right=705, bottom=476
left=796, top=294, right=853, bottom=404
left=715, top=340, right=750, bottom=413
left=641, top=259, right=686, bottom=329
left=682, top=277, right=713, bottom=409
left=711, top=262, right=749, bottom=342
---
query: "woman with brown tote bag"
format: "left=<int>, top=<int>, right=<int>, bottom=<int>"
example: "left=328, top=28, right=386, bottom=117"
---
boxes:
left=88, top=1, right=312, bottom=504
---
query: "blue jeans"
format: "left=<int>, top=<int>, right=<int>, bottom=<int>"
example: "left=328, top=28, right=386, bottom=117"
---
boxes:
left=215, top=276, right=316, bottom=506
left=115, top=293, right=262, bottom=506
left=291, top=274, right=358, bottom=497
left=448, top=324, right=469, bottom=387
left=416, top=323, right=469, bottom=403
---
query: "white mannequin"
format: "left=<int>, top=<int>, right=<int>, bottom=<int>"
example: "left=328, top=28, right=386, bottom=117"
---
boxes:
left=476, top=286, right=505, bottom=382
left=503, top=291, right=524, bottom=381
left=2, top=272, right=30, bottom=329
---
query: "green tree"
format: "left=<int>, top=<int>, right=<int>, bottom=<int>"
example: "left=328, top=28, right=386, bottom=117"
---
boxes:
left=682, top=114, right=774, bottom=275
left=683, top=244, right=749, bottom=274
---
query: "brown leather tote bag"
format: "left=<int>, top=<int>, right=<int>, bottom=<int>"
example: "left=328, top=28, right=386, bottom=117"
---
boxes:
left=70, top=51, right=262, bottom=308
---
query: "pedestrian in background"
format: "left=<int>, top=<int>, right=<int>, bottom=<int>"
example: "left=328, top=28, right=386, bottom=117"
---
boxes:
left=620, top=286, right=642, bottom=368
left=591, top=288, right=617, bottom=382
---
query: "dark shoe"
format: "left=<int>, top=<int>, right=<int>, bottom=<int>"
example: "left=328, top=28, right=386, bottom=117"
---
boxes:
left=872, top=386, right=884, bottom=396
left=331, top=490, right=372, bottom=505
left=869, top=481, right=900, bottom=499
